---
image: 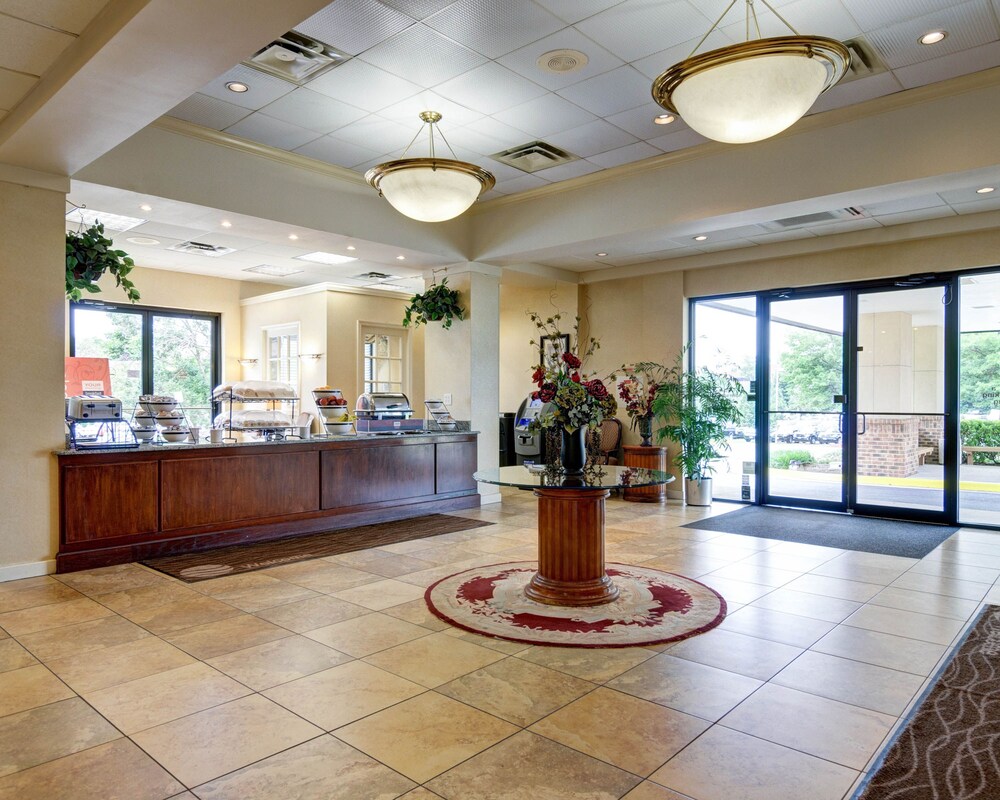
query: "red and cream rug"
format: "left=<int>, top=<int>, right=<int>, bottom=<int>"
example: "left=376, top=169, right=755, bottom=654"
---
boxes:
left=426, top=562, right=726, bottom=648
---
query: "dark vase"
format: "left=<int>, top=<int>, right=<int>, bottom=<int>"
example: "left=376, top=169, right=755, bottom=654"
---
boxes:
left=638, top=415, right=653, bottom=447
left=560, top=426, right=587, bottom=475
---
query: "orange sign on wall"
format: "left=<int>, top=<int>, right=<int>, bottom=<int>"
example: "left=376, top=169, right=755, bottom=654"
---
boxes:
left=65, top=357, right=111, bottom=396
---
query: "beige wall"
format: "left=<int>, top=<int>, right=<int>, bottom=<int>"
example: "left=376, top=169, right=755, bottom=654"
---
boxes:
left=498, top=280, right=578, bottom=414
left=0, top=180, right=67, bottom=575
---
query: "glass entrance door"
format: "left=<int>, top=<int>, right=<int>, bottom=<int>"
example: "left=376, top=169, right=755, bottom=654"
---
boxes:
left=763, top=295, right=847, bottom=510
left=851, top=285, right=947, bottom=520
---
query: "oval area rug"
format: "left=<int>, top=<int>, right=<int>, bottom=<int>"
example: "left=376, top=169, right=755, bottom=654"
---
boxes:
left=426, top=562, right=726, bottom=648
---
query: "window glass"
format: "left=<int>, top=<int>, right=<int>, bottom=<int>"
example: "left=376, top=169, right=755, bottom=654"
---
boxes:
left=362, top=326, right=406, bottom=395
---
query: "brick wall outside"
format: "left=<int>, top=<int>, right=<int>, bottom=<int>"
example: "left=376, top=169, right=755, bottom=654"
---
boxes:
left=918, top=415, right=945, bottom=464
left=857, top=415, right=919, bottom=477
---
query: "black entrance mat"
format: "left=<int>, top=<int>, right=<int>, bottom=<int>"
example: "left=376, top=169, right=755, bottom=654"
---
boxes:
left=683, top=505, right=959, bottom=559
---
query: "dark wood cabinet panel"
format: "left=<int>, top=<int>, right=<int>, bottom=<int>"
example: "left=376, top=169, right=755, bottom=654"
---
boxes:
left=62, top=462, right=159, bottom=543
left=322, top=443, right=435, bottom=508
left=161, top=451, right=319, bottom=529
left=436, top=440, right=478, bottom=494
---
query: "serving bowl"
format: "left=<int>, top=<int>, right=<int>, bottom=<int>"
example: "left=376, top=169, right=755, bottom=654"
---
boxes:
left=317, top=405, right=351, bottom=420
left=145, top=399, right=177, bottom=414
left=132, top=427, right=157, bottom=441
left=160, top=429, right=190, bottom=443
left=324, top=421, right=354, bottom=435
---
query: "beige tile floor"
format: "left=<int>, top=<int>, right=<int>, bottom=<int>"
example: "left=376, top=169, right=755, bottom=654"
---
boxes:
left=1, top=490, right=999, bottom=799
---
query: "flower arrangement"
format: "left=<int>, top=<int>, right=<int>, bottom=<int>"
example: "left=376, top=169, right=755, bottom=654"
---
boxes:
left=609, top=361, right=670, bottom=424
left=528, top=312, right=617, bottom=432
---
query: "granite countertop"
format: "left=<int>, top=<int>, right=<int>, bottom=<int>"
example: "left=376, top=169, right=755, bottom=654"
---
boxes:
left=55, top=425, right=477, bottom=456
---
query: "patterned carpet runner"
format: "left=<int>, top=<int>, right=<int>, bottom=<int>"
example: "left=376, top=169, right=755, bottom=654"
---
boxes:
left=856, top=604, right=1000, bottom=799
left=426, top=562, right=726, bottom=648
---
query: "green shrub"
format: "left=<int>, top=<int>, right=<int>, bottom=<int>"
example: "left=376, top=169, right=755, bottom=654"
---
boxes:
left=770, top=449, right=815, bottom=469
left=961, top=419, right=1000, bottom=464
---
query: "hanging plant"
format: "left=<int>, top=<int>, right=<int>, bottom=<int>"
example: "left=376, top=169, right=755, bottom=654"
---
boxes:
left=66, top=222, right=140, bottom=303
left=402, top=277, right=464, bottom=329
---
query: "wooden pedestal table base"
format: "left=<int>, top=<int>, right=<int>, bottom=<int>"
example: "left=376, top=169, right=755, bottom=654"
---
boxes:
left=623, top=445, right=669, bottom=503
left=524, top=487, right=619, bottom=607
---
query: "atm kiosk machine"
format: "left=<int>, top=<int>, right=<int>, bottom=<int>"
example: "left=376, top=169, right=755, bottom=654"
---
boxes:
left=513, top=395, right=553, bottom=465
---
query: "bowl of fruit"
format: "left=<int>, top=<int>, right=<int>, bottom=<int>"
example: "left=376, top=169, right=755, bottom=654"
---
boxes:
left=312, top=386, right=344, bottom=403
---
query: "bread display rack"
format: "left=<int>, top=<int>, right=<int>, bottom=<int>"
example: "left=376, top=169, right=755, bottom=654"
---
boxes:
left=213, top=381, right=299, bottom=442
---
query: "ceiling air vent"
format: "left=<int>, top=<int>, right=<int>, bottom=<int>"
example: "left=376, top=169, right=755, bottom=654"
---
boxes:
left=537, top=49, right=589, bottom=74
left=762, top=206, right=868, bottom=231
left=354, top=271, right=395, bottom=281
left=168, top=241, right=236, bottom=258
left=243, top=31, right=347, bottom=85
left=839, top=37, right=888, bottom=83
left=491, top=141, right=579, bottom=173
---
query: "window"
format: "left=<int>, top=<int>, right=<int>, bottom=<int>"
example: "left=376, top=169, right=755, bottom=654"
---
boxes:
left=361, top=324, right=407, bottom=395
left=69, top=301, right=220, bottom=428
left=264, top=324, right=299, bottom=390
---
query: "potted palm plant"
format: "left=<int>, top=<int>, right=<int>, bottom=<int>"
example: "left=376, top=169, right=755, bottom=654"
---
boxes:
left=652, top=349, right=745, bottom=505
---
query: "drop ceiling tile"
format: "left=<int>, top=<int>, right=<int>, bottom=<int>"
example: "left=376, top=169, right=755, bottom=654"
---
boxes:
left=865, top=0, right=998, bottom=69
left=533, top=0, right=626, bottom=24
left=809, top=71, right=904, bottom=114
left=296, top=0, right=416, bottom=56
left=606, top=102, right=686, bottom=139
left=555, top=65, right=650, bottom=117
left=191, top=231, right=268, bottom=250
left=378, top=0, right=457, bottom=19
left=696, top=238, right=759, bottom=252
left=632, top=31, right=733, bottom=80
left=940, top=185, right=1000, bottom=204
left=0, top=66, right=37, bottom=109
left=952, top=195, right=1000, bottom=214
left=199, top=65, right=296, bottom=110
left=463, top=115, right=532, bottom=142
left=245, top=242, right=312, bottom=258
left=294, top=134, right=382, bottom=168
left=493, top=93, right=597, bottom=138
left=493, top=174, right=551, bottom=194
left=307, top=60, right=421, bottom=112
left=839, top=0, right=960, bottom=31
left=718, top=0, right=862, bottom=42
left=0, top=0, right=108, bottom=34
left=435, top=61, right=547, bottom=114
left=258, top=88, right=367, bottom=134
left=575, top=0, right=714, bottom=62
left=424, top=0, right=565, bottom=58
left=0, top=14, right=74, bottom=76
left=443, top=125, right=507, bottom=155
left=360, top=23, right=486, bottom=85
left=546, top=118, right=637, bottom=157
left=893, top=39, right=1000, bottom=89
left=378, top=91, right=482, bottom=128
left=167, top=93, right=252, bottom=130
left=747, top=228, right=818, bottom=244
left=327, top=114, right=416, bottom=154
left=648, top=126, right=710, bottom=152
left=875, top=207, right=958, bottom=225
left=497, top=27, right=624, bottom=90
left=587, top=140, right=659, bottom=167
left=130, top=221, right=212, bottom=240
left=532, top=159, right=604, bottom=181
left=225, top=113, right=322, bottom=150
left=806, top=217, right=883, bottom=234
left=863, top=194, right=947, bottom=215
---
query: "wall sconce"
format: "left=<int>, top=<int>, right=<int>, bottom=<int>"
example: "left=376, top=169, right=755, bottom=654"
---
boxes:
left=237, top=358, right=259, bottom=366
left=299, top=353, right=324, bottom=361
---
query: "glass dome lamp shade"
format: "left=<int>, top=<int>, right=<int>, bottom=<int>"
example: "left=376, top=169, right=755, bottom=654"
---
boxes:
left=651, top=0, right=850, bottom=145
left=366, top=111, right=495, bottom=223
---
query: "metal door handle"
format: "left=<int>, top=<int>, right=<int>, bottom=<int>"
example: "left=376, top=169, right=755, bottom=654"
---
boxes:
left=858, top=413, right=866, bottom=436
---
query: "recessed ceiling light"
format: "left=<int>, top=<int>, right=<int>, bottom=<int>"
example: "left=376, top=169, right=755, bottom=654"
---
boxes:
left=295, top=251, right=359, bottom=265
left=396, top=255, right=406, bottom=261
left=126, top=236, right=160, bottom=246
left=226, top=81, right=249, bottom=93
left=346, top=245, right=356, bottom=251
left=595, top=252, right=608, bottom=257
left=220, top=220, right=232, bottom=228
left=654, top=114, right=675, bottom=125
left=919, top=31, right=947, bottom=45
left=139, top=203, right=152, bottom=212
left=694, top=235, right=708, bottom=241
left=977, top=186, right=995, bottom=194
left=288, top=233, right=299, bottom=240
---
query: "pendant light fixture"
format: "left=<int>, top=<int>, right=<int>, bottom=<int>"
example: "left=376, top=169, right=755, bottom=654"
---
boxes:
left=366, top=111, right=495, bottom=223
left=652, top=0, right=850, bottom=145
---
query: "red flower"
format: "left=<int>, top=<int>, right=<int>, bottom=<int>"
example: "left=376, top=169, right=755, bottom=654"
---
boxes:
left=530, top=391, right=539, bottom=400
left=538, top=382, right=557, bottom=403
left=531, top=366, right=545, bottom=385
left=584, top=379, right=609, bottom=399
left=562, top=352, right=582, bottom=369
left=571, top=372, right=581, bottom=383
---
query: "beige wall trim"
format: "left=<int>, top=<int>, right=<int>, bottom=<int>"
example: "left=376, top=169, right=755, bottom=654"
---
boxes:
left=241, top=281, right=413, bottom=306
left=152, top=116, right=369, bottom=188
left=0, top=165, right=71, bottom=193
left=499, top=262, right=581, bottom=284
left=472, top=66, right=1000, bottom=216
left=0, top=560, right=56, bottom=583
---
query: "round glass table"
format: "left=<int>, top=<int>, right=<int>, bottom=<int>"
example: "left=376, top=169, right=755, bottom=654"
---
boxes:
left=474, top=465, right=674, bottom=607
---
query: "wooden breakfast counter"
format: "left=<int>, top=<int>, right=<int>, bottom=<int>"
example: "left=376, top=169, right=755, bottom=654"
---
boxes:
left=55, top=432, right=480, bottom=573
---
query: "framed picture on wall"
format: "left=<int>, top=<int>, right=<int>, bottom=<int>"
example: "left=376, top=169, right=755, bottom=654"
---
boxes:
left=539, top=334, right=571, bottom=368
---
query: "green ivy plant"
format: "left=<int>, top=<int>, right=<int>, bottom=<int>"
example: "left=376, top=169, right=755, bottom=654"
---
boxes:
left=66, top=223, right=140, bottom=303
left=402, top=278, right=464, bottom=329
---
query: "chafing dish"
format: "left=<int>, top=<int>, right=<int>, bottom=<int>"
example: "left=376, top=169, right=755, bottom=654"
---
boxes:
left=355, top=392, right=414, bottom=419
